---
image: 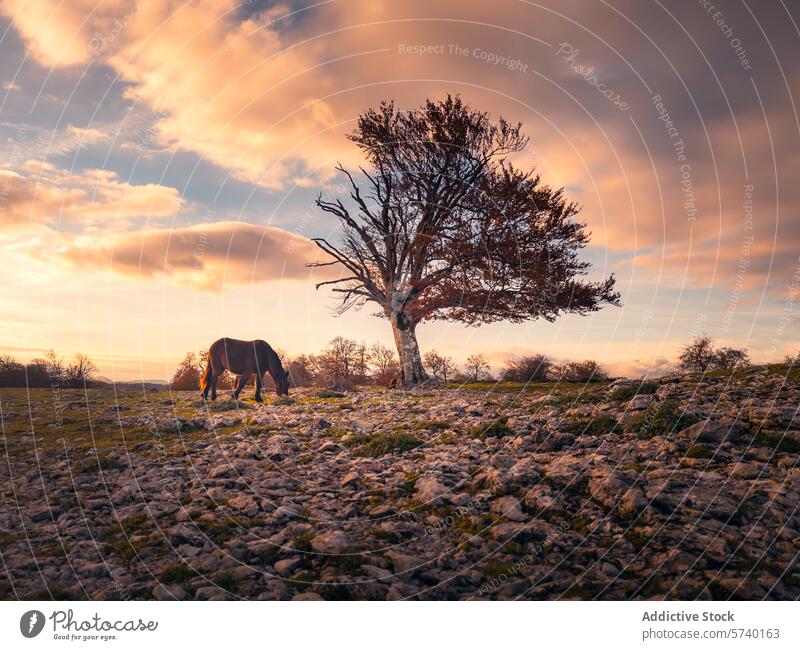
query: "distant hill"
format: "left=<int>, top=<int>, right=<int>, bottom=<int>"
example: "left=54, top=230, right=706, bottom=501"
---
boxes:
left=95, top=377, right=169, bottom=390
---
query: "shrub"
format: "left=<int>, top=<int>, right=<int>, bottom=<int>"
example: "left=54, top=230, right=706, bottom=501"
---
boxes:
left=713, top=346, right=750, bottom=370
left=501, top=354, right=551, bottom=382
left=170, top=352, right=202, bottom=390
left=623, top=400, right=698, bottom=439
left=784, top=352, right=800, bottom=367
left=464, top=353, right=491, bottom=382
left=0, top=350, right=101, bottom=389
left=424, top=351, right=456, bottom=382
left=554, top=360, right=608, bottom=383
left=286, top=355, right=314, bottom=387
left=678, top=335, right=716, bottom=372
left=678, top=336, right=751, bottom=372
left=370, top=343, right=401, bottom=386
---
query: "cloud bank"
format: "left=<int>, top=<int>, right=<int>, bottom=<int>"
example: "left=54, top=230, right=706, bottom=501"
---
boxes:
left=55, top=220, right=336, bottom=290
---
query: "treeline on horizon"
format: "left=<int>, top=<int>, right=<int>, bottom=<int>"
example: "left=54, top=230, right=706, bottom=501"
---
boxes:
left=1, top=336, right=796, bottom=391
left=0, top=350, right=99, bottom=388
left=168, top=337, right=613, bottom=391
left=169, top=335, right=794, bottom=392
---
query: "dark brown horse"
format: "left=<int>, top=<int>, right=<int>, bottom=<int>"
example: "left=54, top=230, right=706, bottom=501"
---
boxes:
left=201, top=338, right=289, bottom=402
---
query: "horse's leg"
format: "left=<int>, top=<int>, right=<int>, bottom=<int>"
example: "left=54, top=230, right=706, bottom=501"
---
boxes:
left=201, top=361, right=211, bottom=400
left=232, top=373, right=249, bottom=400
left=254, top=374, right=264, bottom=402
left=210, top=368, right=222, bottom=400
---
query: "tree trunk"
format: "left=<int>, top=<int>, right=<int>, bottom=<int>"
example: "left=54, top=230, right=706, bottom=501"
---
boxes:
left=390, top=311, right=426, bottom=386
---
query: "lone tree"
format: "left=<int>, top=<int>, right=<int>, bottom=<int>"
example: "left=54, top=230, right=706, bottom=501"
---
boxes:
left=310, top=95, right=620, bottom=385
left=465, top=353, right=491, bottom=382
left=678, top=336, right=716, bottom=372
left=424, top=351, right=456, bottom=382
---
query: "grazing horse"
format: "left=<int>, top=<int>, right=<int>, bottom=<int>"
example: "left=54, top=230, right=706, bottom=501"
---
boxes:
left=201, top=338, right=289, bottom=402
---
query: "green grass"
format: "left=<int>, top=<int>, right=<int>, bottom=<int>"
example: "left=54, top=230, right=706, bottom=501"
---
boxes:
left=700, top=363, right=799, bottom=384
left=397, top=472, right=419, bottom=497
left=469, top=416, right=515, bottom=439
left=432, top=431, right=459, bottom=445
left=314, top=389, right=347, bottom=398
left=755, top=432, right=800, bottom=454
left=159, top=563, right=195, bottom=583
left=412, top=419, right=451, bottom=431
left=479, top=561, right=516, bottom=579
left=571, top=514, right=589, bottom=536
left=192, top=514, right=242, bottom=542
left=0, top=387, right=227, bottom=459
left=102, top=513, right=163, bottom=564
left=561, top=414, right=618, bottom=436
left=211, top=571, right=242, bottom=592
left=78, top=455, right=127, bottom=473
left=292, top=532, right=315, bottom=552
left=352, top=432, right=425, bottom=457
left=610, top=382, right=658, bottom=401
left=623, top=400, right=698, bottom=439
left=684, top=444, right=713, bottom=459
left=325, top=549, right=368, bottom=574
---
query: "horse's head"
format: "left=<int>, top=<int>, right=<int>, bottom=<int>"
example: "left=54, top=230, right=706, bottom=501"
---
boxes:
left=275, top=365, right=290, bottom=396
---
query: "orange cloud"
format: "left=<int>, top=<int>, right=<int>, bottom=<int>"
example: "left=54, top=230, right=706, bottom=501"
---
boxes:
left=54, top=220, right=336, bottom=290
left=0, top=0, right=130, bottom=67
left=0, top=161, right=182, bottom=228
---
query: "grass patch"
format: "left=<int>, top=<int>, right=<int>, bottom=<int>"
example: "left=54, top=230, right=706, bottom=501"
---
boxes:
left=555, top=389, right=606, bottom=406
left=479, top=561, right=516, bottom=580
left=315, top=389, right=347, bottom=399
left=159, top=563, right=195, bottom=583
left=211, top=571, right=241, bottom=592
left=397, top=472, right=419, bottom=497
left=561, top=414, right=618, bottom=436
left=193, top=515, right=241, bottom=542
left=571, top=514, right=589, bottom=536
left=685, top=444, right=713, bottom=459
left=412, top=419, right=451, bottom=431
left=102, top=513, right=159, bottom=564
left=469, top=416, right=514, bottom=439
left=205, top=399, right=251, bottom=411
left=78, top=455, right=127, bottom=474
left=623, top=400, right=698, bottom=439
left=292, top=532, right=316, bottom=552
left=755, top=432, right=800, bottom=454
left=610, top=382, right=658, bottom=401
left=326, top=549, right=368, bottom=574
left=352, top=432, right=424, bottom=457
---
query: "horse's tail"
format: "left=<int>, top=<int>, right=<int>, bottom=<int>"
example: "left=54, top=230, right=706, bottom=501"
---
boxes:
left=200, top=360, right=212, bottom=392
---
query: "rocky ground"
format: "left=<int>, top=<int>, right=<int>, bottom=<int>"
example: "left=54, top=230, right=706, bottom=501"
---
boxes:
left=1, top=365, right=799, bottom=600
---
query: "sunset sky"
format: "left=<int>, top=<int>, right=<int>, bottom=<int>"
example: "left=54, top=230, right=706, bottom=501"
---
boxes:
left=1, top=0, right=798, bottom=381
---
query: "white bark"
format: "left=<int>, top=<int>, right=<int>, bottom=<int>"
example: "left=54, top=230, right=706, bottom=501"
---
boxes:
left=389, top=310, right=426, bottom=386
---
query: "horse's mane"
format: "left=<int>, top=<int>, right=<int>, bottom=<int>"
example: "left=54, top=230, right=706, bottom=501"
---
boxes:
left=265, top=344, right=287, bottom=378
